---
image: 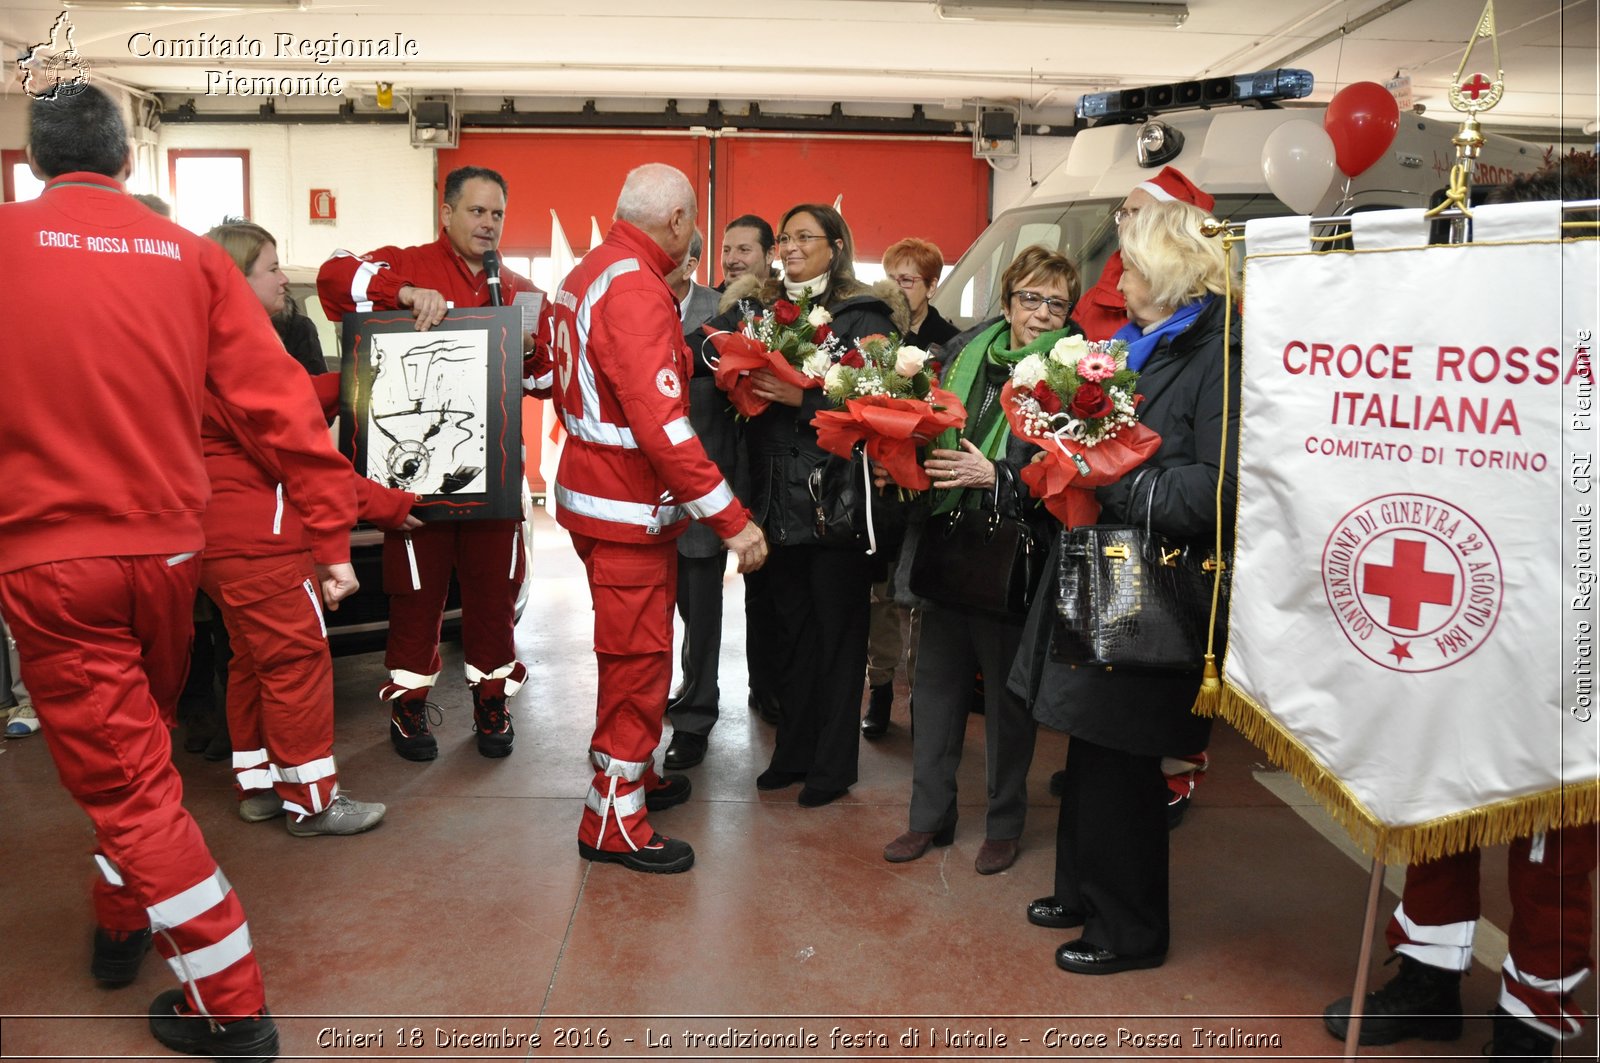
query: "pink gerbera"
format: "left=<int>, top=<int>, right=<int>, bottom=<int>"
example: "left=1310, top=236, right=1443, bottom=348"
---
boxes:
left=1076, top=352, right=1118, bottom=382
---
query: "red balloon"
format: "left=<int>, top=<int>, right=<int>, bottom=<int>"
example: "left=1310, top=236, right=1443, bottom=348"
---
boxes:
left=1323, top=81, right=1401, bottom=177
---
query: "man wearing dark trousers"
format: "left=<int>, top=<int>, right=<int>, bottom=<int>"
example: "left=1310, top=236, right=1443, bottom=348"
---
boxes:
left=318, top=166, right=546, bottom=762
left=2, top=85, right=360, bottom=1060
left=665, top=228, right=738, bottom=769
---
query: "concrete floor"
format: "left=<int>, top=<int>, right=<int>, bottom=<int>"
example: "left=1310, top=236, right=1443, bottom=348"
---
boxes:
left=0, top=508, right=1593, bottom=1060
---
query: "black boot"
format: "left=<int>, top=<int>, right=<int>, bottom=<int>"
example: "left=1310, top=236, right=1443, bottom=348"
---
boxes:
left=861, top=682, right=892, bottom=738
left=1323, top=954, right=1463, bottom=1045
left=1485, top=1007, right=1556, bottom=1060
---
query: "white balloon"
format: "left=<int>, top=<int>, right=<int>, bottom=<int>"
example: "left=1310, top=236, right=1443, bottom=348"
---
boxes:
left=1260, top=120, right=1338, bottom=215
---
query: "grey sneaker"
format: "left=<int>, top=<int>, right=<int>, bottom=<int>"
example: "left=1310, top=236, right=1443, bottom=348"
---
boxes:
left=237, top=792, right=285, bottom=823
left=286, top=794, right=386, bottom=837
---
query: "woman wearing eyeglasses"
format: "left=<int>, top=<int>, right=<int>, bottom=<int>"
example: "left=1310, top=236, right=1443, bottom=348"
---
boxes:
left=711, top=203, right=908, bottom=807
left=1009, top=200, right=1239, bottom=976
left=882, top=244, right=1080, bottom=875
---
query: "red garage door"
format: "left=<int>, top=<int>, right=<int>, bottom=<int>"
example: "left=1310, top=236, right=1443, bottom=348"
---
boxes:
left=714, top=135, right=988, bottom=272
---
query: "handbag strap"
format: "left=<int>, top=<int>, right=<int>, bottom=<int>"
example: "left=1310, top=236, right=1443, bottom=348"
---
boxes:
left=859, top=444, right=878, bottom=556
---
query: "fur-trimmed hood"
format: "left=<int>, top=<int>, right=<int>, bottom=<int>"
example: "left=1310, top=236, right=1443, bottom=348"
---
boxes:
left=717, top=273, right=912, bottom=336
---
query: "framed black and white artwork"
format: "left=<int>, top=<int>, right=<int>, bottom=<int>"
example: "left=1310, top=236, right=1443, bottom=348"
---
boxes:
left=339, top=307, right=524, bottom=521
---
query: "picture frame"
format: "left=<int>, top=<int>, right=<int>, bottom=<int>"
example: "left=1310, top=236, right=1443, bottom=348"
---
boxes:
left=339, top=307, right=524, bottom=522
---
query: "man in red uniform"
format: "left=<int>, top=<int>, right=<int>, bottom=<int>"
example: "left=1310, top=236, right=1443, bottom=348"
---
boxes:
left=545, top=163, right=767, bottom=873
left=318, top=166, right=545, bottom=762
left=1, top=85, right=359, bottom=1060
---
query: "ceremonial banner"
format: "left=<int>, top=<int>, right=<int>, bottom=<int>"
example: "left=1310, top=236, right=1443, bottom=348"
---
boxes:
left=1214, top=203, right=1597, bottom=861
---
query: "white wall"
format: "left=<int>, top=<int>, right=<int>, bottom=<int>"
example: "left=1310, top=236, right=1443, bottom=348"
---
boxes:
left=989, top=134, right=1075, bottom=216
left=156, top=123, right=436, bottom=268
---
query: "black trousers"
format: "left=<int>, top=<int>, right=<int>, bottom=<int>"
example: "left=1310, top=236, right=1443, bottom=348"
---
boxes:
left=1054, top=735, right=1171, bottom=958
left=667, top=551, right=725, bottom=737
left=763, top=544, right=871, bottom=792
left=743, top=565, right=783, bottom=709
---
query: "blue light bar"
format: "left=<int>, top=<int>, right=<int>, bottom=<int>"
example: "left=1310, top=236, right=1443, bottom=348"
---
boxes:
left=1076, top=68, right=1315, bottom=121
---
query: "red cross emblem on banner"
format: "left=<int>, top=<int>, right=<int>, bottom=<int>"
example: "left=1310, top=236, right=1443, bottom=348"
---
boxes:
left=1461, top=73, right=1493, bottom=100
left=1362, top=538, right=1455, bottom=631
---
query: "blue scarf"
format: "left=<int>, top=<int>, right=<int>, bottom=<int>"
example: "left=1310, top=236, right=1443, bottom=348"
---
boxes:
left=1112, top=295, right=1212, bottom=371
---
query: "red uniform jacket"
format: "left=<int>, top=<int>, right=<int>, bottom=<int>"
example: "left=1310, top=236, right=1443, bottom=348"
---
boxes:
left=0, top=173, right=356, bottom=574
left=199, top=371, right=412, bottom=563
left=547, top=220, right=748, bottom=545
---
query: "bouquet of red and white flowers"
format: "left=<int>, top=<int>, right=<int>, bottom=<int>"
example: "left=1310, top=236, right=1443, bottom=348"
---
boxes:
left=704, top=292, right=843, bottom=417
left=811, top=333, right=966, bottom=491
left=1001, top=334, right=1161, bottom=527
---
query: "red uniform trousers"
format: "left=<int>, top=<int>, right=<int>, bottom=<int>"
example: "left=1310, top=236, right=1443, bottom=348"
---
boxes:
left=570, top=532, right=676, bottom=852
left=380, top=519, right=524, bottom=699
left=0, top=555, right=266, bottom=1021
left=199, top=551, right=338, bottom=819
left=1387, top=826, right=1597, bottom=1039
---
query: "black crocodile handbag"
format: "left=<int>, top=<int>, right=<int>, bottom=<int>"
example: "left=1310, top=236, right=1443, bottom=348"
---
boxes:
left=1050, top=471, right=1228, bottom=670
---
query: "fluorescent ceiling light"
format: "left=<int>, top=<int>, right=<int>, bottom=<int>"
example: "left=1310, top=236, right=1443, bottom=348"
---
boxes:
left=937, top=1, right=1189, bottom=27
left=65, top=0, right=304, bottom=10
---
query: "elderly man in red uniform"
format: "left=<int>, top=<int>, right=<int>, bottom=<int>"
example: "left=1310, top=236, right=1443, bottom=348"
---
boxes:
left=1, top=85, right=359, bottom=1060
left=545, top=163, right=767, bottom=873
left=318, top=166, right=545, bottom=762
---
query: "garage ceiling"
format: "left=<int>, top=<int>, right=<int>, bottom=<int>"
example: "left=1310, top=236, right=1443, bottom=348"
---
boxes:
left=3, top=0, right=1596, bottom=133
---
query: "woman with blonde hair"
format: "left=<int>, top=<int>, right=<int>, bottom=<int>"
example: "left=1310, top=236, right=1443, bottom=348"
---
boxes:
left=1010, top=200, right=1239, bottom=973
left=199, top=221, right=413, bottom=835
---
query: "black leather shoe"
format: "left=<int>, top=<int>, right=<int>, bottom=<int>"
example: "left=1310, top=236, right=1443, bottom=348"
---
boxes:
left=1048, top=770, right=1066, bottom=798
left=749, top=691, right=782, bottom=725
left=756, top=768, right=805, bottom=791
left=1054, top=939, right=1165, bottom=975
left=148, top=989, right=279, bottom=1062
left=645, top=773, right=692, bottom=811
left=1027, top=896, right=1085, bottom=929
left=577, top=832, right=694, bottom=874
left=664, top=731, right=708, bottom=770
left=861, top=682, right=892, bottom=738
left=92, top=927, right=151, bottom=987
left=797, top=785, right=847, bottom=807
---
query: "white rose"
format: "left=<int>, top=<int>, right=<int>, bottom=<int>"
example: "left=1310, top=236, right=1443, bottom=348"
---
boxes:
left=802, top=350, right=832, bottom=379
left=807, top=305, right=833, bottom=328
left=824, top=364, right=845, bottom=391
left=893, top=343, right=929, bottom=378
left=1049, top=334, right=1090, bottom=366
left=1011, top=353, right=1049, bottom=390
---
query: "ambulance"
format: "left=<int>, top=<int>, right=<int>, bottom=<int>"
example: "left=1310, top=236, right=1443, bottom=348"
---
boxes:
left=932, top=68, right=1542, bottom=327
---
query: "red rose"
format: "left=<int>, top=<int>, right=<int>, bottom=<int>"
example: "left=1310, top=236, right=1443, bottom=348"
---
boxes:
left=1068, top=381, right=1114, bottom=419
left=841, top=349, right=866, bottom=369
left=927, top=359, right=942, bottom=378
left=1031, top=380, right=1063, bottom=415
left=772, top=300, right=800, bottom=326
left=812, top=324, right=833, bottom=345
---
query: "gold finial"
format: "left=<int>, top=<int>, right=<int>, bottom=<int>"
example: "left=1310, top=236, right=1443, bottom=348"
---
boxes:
left=1426, top=1, right=1506, bottom=222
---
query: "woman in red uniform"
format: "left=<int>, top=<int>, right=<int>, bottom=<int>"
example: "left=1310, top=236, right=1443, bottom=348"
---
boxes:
left=200, top=222, right=411, bottom=836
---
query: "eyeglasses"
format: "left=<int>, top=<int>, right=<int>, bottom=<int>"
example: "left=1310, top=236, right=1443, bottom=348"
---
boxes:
left=1010, top=290, right=1072, bottom=317
left=891, top=273, right=927, bottom=288
left=777, top=232, right=826, bottom=247
left=1114, top=206, right=1140, bottom=225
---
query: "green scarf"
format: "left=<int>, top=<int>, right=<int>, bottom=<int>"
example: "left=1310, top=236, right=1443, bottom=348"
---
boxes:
left=930, top=320, right=1075, bottom=515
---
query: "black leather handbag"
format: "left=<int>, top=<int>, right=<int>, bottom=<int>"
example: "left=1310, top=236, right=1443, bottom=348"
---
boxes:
left=1051, top=470, right=1229, bottom=671
left=907, top=465, right=1043, bottom=617
left=807, top=443, right=902, bottom=553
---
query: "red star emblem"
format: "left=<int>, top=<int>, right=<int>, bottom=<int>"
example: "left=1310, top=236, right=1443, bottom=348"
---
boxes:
left=1388, top=640, right=1413, bottom=662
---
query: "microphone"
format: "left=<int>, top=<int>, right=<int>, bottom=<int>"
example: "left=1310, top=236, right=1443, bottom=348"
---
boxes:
left=482, top=249, right=503, bottom=306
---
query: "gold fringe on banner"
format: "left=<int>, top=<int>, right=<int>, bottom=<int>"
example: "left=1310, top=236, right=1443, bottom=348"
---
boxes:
left=1201, top=679, right=1600, bottom=864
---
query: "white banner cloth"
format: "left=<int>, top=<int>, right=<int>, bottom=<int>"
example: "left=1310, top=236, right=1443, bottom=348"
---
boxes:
left=1225, top=205, right=1597, bottom=856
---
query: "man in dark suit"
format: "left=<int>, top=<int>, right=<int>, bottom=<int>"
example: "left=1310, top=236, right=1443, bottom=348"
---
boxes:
left=665, top=230, right=740, bottom=768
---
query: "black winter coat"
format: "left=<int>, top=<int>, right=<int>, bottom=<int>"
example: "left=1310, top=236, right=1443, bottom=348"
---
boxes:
left=1007, top=295, right=1241, bottom=756
left=702, top=275, right=908, bottom=547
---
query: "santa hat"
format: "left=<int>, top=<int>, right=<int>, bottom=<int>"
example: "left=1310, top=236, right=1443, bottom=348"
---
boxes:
left=1135, top=166, right=1214, bottom=213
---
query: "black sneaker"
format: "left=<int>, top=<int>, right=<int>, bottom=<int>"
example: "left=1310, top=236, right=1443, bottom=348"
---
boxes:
left=389, top=698, right=439, bottom=761
left=472, top=692, right=514, bottom=758
left=91, top=927, right=151, bottom=988
left=1323, top=954, right=1463, bottom=1044
left=1485, top=1006, right=1556, bottom=1060
left=578, top=832, right=694, bottom=874
left=645, top=773, right=692, bottom=811
left=148, top=988, right=279, bottom=1062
